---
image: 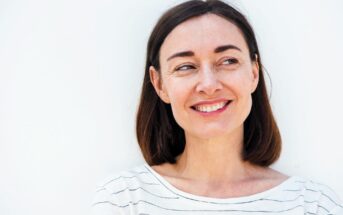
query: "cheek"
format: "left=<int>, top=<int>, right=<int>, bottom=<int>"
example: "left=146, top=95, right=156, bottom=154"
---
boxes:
left=222, top=70, right=254, bottom=118
left=169, top=98, right=190, bottom=131
left=165, top=78, right=191, bottom=105
left=165, top=80, right=193, bottom=128
left=222, top=69, right=254, bottom=96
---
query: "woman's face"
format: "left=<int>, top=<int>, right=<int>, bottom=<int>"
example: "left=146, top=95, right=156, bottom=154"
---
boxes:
left=150, top=14, right=259, bottom=140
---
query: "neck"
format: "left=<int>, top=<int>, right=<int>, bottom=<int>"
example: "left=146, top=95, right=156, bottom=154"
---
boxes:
left=174, top=125, right=256, bottom=183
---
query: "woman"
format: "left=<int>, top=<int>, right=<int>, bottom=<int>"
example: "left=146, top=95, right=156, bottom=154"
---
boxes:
left=93, top=0, right=342, bottom=214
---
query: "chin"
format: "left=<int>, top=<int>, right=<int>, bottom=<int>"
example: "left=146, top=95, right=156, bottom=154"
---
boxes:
left=185, top=122, right=243, bottom=140
left=189, top=128, right=233, bottom=140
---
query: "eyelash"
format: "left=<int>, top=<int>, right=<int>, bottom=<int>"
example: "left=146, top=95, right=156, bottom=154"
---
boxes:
left=175, top=58, right=238, bottom=71
left=222, top=58, right=238, bottom=65
left=175, top=64, right=195, bottom=71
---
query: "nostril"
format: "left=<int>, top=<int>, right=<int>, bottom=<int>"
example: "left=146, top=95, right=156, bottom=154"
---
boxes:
left=195, top=80, right=223, bottom=95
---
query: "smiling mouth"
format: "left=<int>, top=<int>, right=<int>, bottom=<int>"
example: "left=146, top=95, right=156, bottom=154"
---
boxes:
left=191, top=100, right=231, bottom=113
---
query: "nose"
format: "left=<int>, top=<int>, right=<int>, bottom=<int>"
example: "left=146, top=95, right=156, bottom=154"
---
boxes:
left=195, top=65, right=223, bottom=96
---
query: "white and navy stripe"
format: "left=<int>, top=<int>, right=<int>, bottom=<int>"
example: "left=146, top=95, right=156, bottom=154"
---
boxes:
left=92, top=163, right=343, bottom=215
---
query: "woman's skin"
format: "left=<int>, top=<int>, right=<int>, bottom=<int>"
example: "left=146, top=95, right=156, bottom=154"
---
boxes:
left=149, top=14, right=288, bottom=198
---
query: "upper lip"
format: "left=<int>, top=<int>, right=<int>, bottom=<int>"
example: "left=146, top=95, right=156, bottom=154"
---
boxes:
left=191, top=99, right=231, bottom=107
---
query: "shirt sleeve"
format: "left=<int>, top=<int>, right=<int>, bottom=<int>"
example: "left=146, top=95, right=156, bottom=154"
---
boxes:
left=328, top=204, right=343, bottom=215
left=92, top=186, right=125, bottom=215
left=316, top=183, right=343, bottom=215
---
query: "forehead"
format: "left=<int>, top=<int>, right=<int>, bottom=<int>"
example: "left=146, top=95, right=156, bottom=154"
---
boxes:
left=160, top=14, right=249, bottom=60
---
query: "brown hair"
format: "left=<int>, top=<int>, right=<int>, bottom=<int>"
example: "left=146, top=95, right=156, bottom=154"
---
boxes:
left=136, top=0, right=281, bottom=167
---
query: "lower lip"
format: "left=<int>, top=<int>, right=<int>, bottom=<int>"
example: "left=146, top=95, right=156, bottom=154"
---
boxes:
left=192, top=101, right=231, bottom=117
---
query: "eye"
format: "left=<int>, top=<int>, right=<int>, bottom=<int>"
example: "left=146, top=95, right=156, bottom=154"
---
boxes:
left=175, top=64, right=195, bottom=71
left=222, top=58, right=238, bottom=65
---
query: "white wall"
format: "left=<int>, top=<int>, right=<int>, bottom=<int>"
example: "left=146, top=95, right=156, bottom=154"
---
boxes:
left=0, top=0, right=342, bottom=214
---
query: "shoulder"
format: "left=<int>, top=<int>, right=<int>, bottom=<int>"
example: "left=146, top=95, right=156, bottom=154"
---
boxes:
left=284, top=176, right=342, bottom=214
left=92, top=163, right=161, bottom=208
left=95, top=164, right=152, bottom=191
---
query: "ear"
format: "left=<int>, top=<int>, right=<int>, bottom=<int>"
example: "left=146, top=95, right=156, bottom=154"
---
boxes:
left=149, top=66, right=171, bottom=103
left=250, top=54, right=260, bottom=93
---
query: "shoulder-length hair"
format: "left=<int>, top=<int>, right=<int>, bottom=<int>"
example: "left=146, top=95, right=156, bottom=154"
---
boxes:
left=136, top=0, right=281, bottom=167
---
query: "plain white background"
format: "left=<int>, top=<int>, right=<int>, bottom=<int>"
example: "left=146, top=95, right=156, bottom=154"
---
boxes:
left=1, top=0, right=342, bottom=214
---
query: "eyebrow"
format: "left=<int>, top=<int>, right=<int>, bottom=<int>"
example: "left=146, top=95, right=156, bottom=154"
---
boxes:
left=214, top=44, right=241, bottom=53
left=166, top=44, right=241, bottom=61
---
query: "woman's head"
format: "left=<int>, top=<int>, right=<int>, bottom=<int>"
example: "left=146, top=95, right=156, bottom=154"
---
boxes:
left=136, top=0, right=281, bottom=167
left=150, top=13, right=259, bottom=144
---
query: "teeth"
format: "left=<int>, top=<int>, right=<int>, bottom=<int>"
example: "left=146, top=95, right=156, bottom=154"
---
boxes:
left=195, top=101, right=227, bottom=113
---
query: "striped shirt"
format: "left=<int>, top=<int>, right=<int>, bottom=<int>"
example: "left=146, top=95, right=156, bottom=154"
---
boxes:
left=92, top=163, right=343, bottom=215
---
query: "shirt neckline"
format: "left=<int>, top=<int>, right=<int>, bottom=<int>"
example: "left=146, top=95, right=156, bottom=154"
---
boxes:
left=143, top=163, right=297, bottom=203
